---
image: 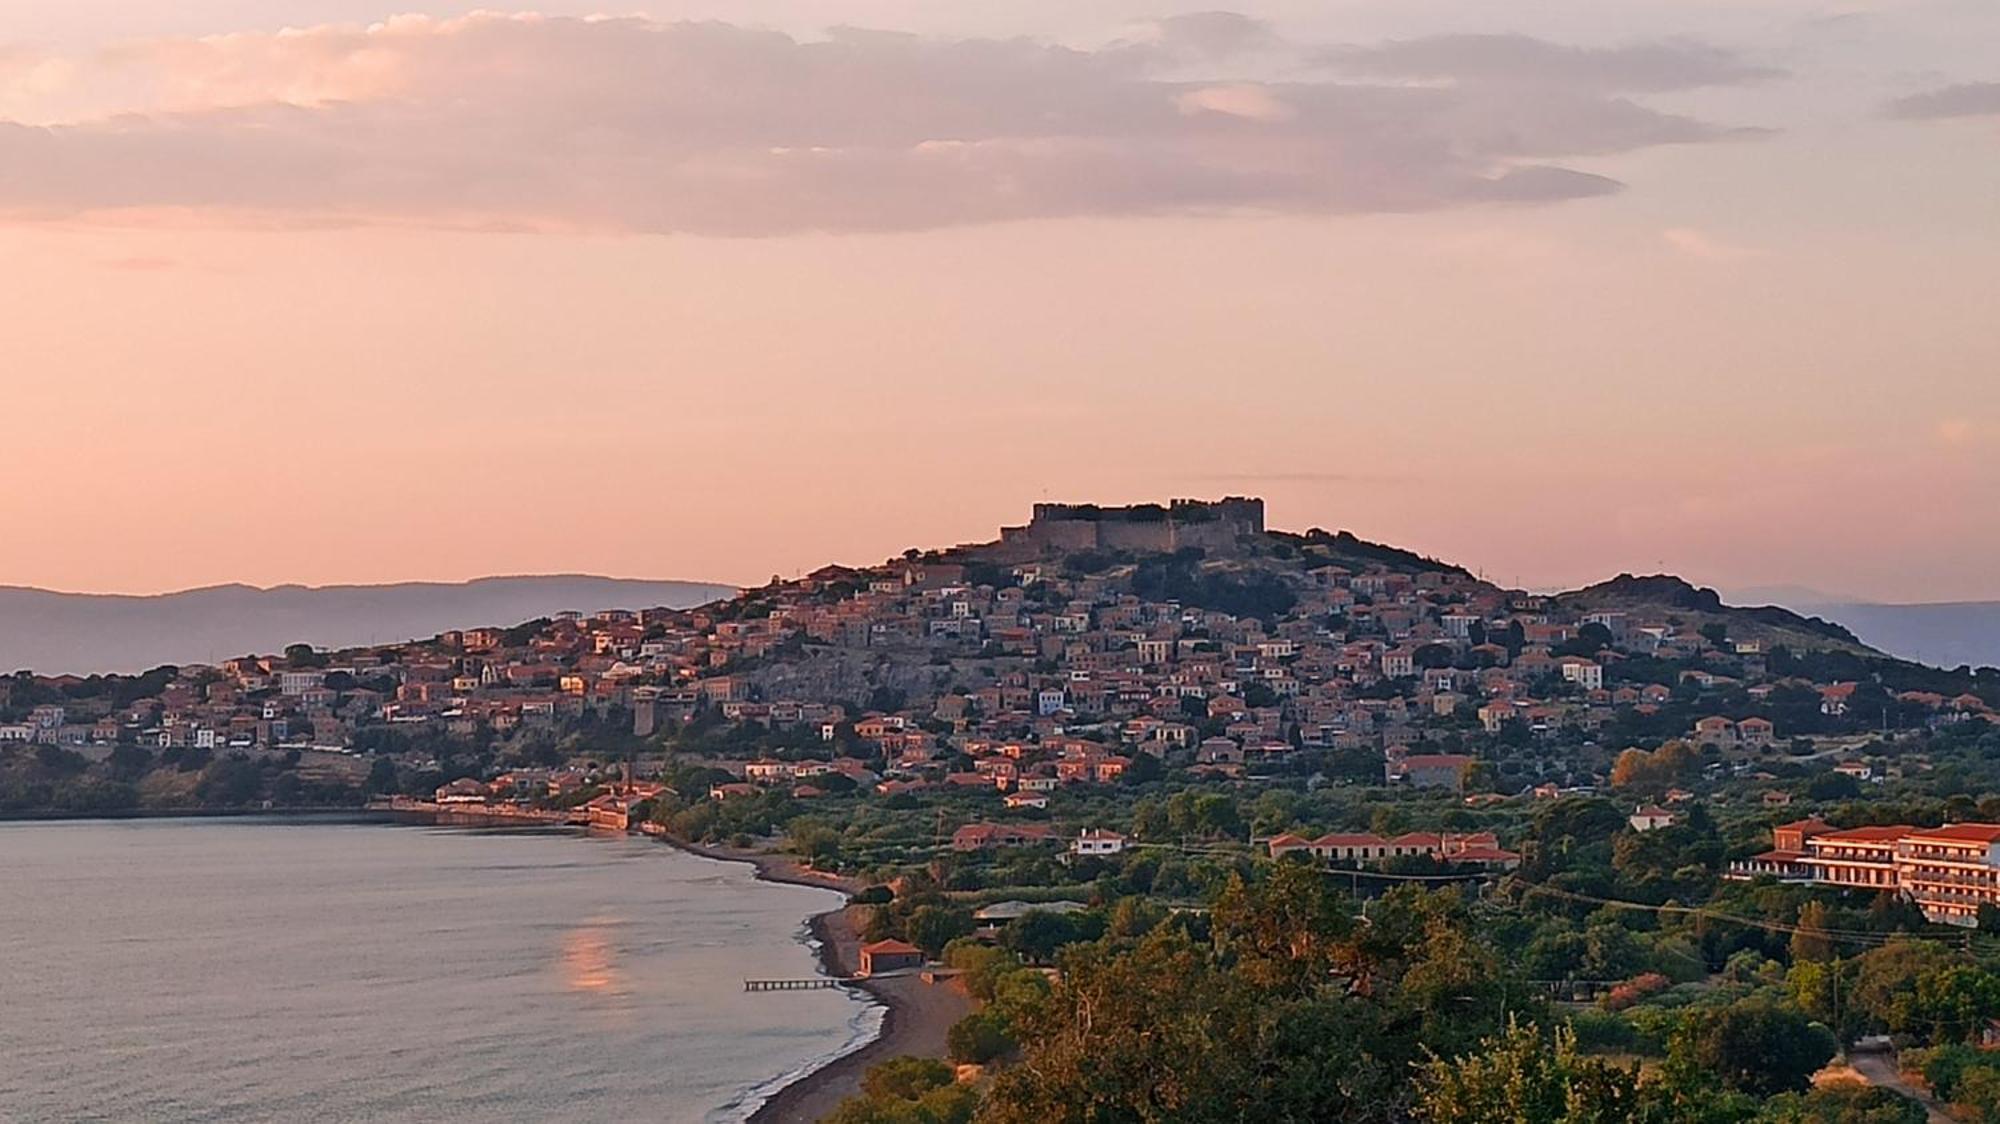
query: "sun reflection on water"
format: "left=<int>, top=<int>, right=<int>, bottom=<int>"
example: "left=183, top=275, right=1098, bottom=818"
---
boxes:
left=560, top=920, right=628, bottom=998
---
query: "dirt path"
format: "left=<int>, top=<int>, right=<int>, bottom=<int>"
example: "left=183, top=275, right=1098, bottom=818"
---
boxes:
left=1846, top=1052, right=1954, bottom=1123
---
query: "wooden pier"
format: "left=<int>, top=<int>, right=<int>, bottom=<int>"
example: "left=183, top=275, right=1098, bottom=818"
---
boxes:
left=743, top=977, right=858, bottom=992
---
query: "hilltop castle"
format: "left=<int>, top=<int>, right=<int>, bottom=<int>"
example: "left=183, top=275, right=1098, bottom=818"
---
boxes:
left=988, top=497, right=1265, bottom=560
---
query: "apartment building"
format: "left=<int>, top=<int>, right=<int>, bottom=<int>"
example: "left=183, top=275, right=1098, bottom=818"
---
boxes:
left=1729, top=820, right=2000, bottom=926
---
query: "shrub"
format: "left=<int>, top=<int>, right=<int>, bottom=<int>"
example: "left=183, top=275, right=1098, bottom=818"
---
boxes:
left=1600, top=972, right=1672, bottom=1011
left=947, top=1012, right=1014, bottom=1065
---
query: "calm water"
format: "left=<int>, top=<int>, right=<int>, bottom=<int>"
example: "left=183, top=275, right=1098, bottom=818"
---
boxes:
left=0, top=818, right=877, bottom=1123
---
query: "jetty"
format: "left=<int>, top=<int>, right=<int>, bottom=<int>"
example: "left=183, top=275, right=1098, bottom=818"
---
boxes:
left=744, top=977, right=859, bottom=992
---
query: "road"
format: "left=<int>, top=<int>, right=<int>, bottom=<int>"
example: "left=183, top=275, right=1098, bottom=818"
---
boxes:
left=1846, top=1051, right=1953, bottom=1123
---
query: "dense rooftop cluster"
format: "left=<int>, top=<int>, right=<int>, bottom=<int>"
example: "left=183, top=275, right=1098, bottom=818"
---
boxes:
left=2, top=503, right=1995, bottom=821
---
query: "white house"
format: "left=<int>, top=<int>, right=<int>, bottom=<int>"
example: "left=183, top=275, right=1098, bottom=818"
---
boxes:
left=1629, top=805, right=1677, bottom=832
left=1072, top=828, right=1128, bottom=858
left=1560, top=660, right=1604, bottom=691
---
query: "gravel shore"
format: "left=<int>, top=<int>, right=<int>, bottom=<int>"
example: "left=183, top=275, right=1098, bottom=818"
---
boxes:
left=659, top=839, right=972, bottom=1124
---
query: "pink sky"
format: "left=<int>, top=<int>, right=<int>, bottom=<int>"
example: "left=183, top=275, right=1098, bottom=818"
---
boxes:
left=3, top=2, right=1997, bottom=602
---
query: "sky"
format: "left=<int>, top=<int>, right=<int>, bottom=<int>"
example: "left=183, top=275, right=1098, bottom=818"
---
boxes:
left=2, top=1, right=1997, bottom=603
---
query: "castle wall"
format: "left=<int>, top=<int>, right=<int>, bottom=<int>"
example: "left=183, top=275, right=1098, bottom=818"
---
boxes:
left=1096, top=522, right=1179, bottom=553
left=983, top=498, right=1264, bottom=560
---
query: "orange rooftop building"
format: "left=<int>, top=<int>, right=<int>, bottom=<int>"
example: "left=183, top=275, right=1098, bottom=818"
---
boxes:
left=1729, top=820, right=2000, bottom=926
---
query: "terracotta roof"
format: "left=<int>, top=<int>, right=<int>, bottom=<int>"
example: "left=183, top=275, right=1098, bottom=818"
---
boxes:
left=1813, top=825, right=1913, bottom=843
left=1448, top=846, right=1520, bottom=862
left=1906, top=824, right=2000, bottom=844
left=1313, top=833, right=1389, bottom=847
left=862, top=939, right=922, bottom=956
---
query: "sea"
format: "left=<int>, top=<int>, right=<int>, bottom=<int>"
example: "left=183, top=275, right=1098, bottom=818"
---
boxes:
left=0, top=817, right=881, bottom=1123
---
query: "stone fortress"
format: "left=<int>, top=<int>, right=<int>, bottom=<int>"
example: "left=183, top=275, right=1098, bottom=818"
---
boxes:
left=989, top=497, right=1266, bottom=560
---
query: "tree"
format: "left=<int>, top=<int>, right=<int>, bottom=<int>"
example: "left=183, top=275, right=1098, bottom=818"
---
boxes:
left=1956, top=1066, right=2000, bottom=1124
left=195, top=754, right=263, bottom=805
left=1788, top=958, right=1863, bottom=1043
left=1414, top=643, right=1455, bottom=671
left=1610, top=742, right=1698, bottom=793
left=1210, top=864, right=1355, bottom=995
left=946, top=1011, right=1013, bottom=1065
left=980, top=934, right=1262, bottom=1124
left=364, top=755, right=398, bottom=794
left=1676, top=1000, right=1836, bottom=1097
left=787, top=817, right=843, bottom=868
left=1851, top=941, right=1957, bottom=1037
left=1907, top=965, right=2000, bottom=1045
left=1414, top=1019, right=1641, bottom=1124
left=905, top=905, right=973, bottom=957
left=826, top=1056, right=977, bottom=1124
left=1758, top=1084, right=1926, bottom=1124
left=1122, top=751, right=1163, bottom=785
left=1001, top=910, right=1082, bottom=964
left=1459, top=759, right=1495, bottom=794
left=1791, top=901, right=1835, bottom=964
left=861, top=1056, right=954, bottom=1102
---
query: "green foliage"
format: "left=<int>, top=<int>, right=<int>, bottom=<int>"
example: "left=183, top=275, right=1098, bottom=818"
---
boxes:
left=1902, top=1044, right=2000, bottom=1112
left=826, top=1057, right=975, bottom=1124
left=945, top=1011, right=1013, bottom=1065
left=194, top=754, right=265, bottom=805
left=904, top=905, right=973, bottom=956
left=1757, top=1083, right=1927, bottom=1124
left=940, top=940, right=1017, bottom=1002
left=1129, top=553, right=1297, bottom=622
left=982, top=869, right=1546, bottom=1124
left=1671, top=999, right=1836, bottom=1098
left=1414, top=1019, right=1642, bottom=1124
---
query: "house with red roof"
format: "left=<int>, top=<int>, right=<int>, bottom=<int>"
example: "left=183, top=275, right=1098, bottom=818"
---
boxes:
left=859, top=939, right=925, bottom=976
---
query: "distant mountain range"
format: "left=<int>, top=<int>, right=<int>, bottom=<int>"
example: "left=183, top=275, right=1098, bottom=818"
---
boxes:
left=1725, top=587, right=2000, bottom=671
left=0, top=576, right=738, bottom=676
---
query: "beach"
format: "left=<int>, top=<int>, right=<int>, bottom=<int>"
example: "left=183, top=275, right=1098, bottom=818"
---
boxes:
left=0, top=818, right=872, bottom=1124
left=665, top=839, right=973, bottom=1124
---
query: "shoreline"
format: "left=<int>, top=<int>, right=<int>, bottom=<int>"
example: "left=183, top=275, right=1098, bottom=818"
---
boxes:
left=5, top=809, right=966, bottom=1122
left=0, top=804, right=384, bottom=823
left=657, top=837, right=970, bottom=1124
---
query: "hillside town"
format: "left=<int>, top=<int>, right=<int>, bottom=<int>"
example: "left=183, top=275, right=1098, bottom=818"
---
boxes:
left=4, top=500, right=1991, bottom=816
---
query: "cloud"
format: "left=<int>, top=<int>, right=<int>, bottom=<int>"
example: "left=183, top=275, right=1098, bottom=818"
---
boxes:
left=1318, top=34, right=1783, bottom=93
left=1661, top=227, right=1763, bottom=260
left=1887, top=81, right=2000, bottom=119
left=0, top=13, right=1768, bottom=236
left=1144, top=12, right=1280, bottom=61
left=1175, top=84, right=1296, bottom=122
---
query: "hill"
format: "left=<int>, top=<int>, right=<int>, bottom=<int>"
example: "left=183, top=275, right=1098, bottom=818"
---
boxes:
left=1555, top=574, right=1869, bottom=654
left=0, top=576, right=736, bottom=675
left=1724, top=594, right=2000, bottom=672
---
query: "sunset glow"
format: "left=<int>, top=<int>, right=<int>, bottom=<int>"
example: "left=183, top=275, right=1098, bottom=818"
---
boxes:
left=5, top=0, right=1997, bottom=601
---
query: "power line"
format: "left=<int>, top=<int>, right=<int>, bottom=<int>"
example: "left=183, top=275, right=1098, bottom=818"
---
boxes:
left=1509, top=882, right=1986, bottom=949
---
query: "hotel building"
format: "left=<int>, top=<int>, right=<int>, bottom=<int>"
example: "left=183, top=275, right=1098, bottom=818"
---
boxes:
left=1729, top=820, right=2000, bottom=926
